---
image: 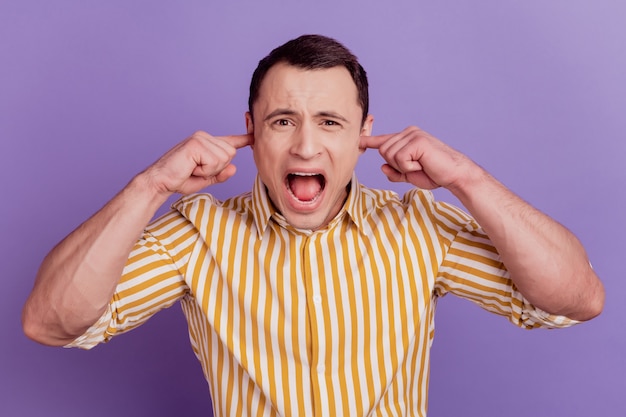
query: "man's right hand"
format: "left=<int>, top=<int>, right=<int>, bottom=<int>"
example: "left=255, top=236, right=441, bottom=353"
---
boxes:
left=144, top=131, right=253, bottom=196
left=22, top=130, right=253, bottom=346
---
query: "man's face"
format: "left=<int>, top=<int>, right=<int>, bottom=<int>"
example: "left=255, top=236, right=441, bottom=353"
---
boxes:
left=247, top=62, right=373, bottom=231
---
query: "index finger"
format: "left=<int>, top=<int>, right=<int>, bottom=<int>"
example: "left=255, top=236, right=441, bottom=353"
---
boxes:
left=220, top=133, right=254, bottom=149
left=359, top=134, right=394, bottom=150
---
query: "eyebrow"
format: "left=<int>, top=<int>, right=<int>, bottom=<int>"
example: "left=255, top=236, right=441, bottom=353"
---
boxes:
left=263, top=108, right=350, bottom=123
left=263, top=108, right=296, bottom=122
left=317, top=111, right=349, bottom=123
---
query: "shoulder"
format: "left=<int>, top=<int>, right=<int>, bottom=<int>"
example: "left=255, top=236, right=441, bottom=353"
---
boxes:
left=360, top=184, right=479, bottom=233
left=358, top=183, right=402, bottom=210
left=403, top=188, right=477, bottom=227
left=359, top=184, right=438, bottom=215
left=171, top=191, right=253, bottom=223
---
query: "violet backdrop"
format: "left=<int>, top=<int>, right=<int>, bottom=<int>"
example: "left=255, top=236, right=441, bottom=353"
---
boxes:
left=1, top=1, right=624, bottom=416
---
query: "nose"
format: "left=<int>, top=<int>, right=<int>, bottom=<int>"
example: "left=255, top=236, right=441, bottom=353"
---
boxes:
left=290, top=122, right=322, bottom=159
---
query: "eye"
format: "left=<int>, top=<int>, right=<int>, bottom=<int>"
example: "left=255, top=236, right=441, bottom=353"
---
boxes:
left=274, top=119, right=292, bottom=126
left=322, top=120, right=341, bottom=127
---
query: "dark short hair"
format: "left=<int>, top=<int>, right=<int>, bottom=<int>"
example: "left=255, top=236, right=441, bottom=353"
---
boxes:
left=248, top=34, right=369, bottom=125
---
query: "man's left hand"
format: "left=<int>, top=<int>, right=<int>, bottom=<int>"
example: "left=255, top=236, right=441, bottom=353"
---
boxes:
left=360, top=126, right=474, bottom=191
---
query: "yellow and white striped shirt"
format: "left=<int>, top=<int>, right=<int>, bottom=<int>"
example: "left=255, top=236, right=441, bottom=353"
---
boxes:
left=69, top=175, right=575, bottom=416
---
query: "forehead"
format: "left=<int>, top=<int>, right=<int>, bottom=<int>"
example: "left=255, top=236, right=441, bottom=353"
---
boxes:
left=254, top=63, right=360, bottom=114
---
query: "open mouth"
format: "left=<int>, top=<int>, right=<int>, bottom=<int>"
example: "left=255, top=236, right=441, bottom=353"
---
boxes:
left=286, top=172, right=326, bottom=202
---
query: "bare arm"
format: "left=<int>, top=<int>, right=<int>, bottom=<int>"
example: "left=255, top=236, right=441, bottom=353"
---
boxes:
left=361, top=126, right=604, bottom=321
left=22, top=131, right=252, bottom=346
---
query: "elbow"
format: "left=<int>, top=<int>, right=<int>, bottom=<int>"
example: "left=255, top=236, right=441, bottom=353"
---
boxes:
left=569, top=272, right=606, bottom=322
left=21, top=300, right=80, bottom=347
left=21, top=304, right=52, bottom=346
left=582, top=280, right=605, bottom=321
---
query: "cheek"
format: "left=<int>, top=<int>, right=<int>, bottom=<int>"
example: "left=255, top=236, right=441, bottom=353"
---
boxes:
left=331, top=138, right=361, bottom=158
left=255, top=135, right=290, bottom=159
left=253, top=141, right=280, bottom=175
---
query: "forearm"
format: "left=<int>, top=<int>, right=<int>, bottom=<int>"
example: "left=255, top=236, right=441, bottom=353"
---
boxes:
left=364, top=126, right=604, bottom=320
left=448, top=163, right=604, bottom=321
left=22, top=173, right=170, bottom=346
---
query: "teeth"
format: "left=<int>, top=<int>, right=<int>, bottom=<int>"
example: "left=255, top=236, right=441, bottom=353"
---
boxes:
left=291, top=172, right=319, bottom=176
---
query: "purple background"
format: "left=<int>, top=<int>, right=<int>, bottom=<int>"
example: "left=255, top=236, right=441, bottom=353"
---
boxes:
left=2, top=1, right=624, bottom=416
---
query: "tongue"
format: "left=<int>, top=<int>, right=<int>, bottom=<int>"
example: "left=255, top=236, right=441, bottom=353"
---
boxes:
left=289, top=175, right=322, bottom=201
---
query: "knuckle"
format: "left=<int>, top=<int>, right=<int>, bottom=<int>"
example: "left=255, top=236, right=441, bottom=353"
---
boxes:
left=192, top=130, right=207, bottom=138
left=394, top=155, right=404, bottom=170
left=226, top=145, right=237, bottom=157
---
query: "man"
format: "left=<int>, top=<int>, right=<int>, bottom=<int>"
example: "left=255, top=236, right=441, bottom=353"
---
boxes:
left=22, top=34, right=604, bottom=416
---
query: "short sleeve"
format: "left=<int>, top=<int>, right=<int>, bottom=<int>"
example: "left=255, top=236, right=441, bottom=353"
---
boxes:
left=65, top=210, right=197, bottom=349
left=431, top=200, right=579, bottom=329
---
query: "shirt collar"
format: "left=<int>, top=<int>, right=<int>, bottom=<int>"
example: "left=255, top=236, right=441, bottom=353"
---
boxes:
left=250, top=175, right=275, bottom=237
left=250, top=174, right=366, bottom=237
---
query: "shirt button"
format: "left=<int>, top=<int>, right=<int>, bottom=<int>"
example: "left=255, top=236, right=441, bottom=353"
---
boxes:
left=312, top=294, right=323, bottom=304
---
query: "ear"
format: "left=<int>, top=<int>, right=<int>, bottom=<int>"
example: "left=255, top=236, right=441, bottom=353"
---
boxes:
left=360, top=114, right=374, bottom=136
left=359, top=114, right=374, bottom=154
left=245, top=112, right=255, bottom=148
